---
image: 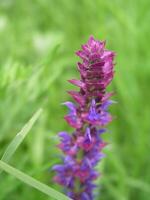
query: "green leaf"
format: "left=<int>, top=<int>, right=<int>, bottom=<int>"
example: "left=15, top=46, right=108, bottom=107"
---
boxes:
left=0, top=160, right=71, bottom=200
left=1, top=109, right=43, bottom=168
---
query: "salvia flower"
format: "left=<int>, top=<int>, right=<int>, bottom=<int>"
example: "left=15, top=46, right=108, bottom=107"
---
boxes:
left=53, top=36, right=116, bottom=200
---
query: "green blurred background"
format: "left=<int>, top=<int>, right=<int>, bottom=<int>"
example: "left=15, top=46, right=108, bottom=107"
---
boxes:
left=0, top=0, right=150, bottom=199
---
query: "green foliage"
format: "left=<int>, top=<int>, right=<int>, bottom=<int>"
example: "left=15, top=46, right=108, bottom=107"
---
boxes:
left=0, top=0, right=150, bottom=199
left=0, top=109, right=70, bottom=200
left=1, top=109, right=42, bottom=166
left=0, top=161, right=70, bottom=200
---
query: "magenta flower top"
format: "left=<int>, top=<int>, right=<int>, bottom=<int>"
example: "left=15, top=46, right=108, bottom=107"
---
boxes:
left=53, top=36, right=116, bottom=200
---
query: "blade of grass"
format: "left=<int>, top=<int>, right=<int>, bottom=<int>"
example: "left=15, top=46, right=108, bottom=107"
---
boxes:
left=0, top=160, right=71, bottom=200
left=0, top=108, right=43, bottom=171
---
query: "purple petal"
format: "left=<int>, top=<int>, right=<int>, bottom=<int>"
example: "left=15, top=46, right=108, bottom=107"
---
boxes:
left=87, top=35, right=95, bottom=46
left=58, top=131, right=71, bottom=141
left=52, top=165, right=65, bottom=172
left=63, top=101, right=76, bottom=115
left=97, top=128, right=106, bottom=134
left=81, top=192, right=91, bottom=200
left=68, top=90, right=85, bottom=105
left=68, top=79, right=85, bottom=89
left=101, top=100, right=113, bottom=111
left=64, top=115, right=82, bottom=129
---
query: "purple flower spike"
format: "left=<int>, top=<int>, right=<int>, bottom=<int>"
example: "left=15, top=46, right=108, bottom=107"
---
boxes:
left=53, top=36, right=116, bottom=200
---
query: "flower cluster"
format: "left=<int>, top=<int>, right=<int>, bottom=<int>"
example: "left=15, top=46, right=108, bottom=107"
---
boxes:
left=53, top=36, right=116, bottom=200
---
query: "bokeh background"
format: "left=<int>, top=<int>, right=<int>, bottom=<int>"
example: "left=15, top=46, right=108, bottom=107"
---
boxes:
left=0, top=0, right=150, bottom=200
